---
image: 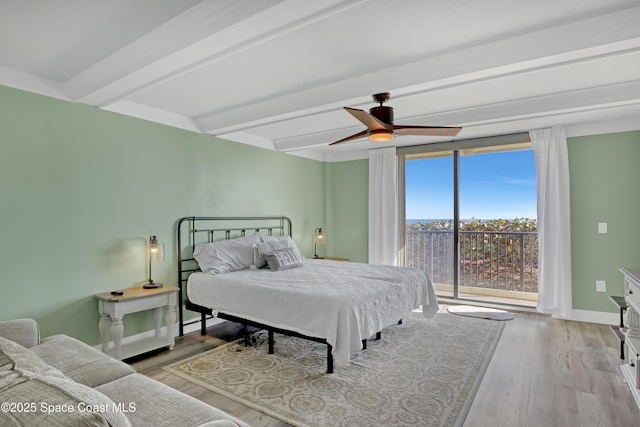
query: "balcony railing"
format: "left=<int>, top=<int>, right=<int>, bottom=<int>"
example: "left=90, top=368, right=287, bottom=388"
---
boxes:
left=406, top=230, right=538, bottom=295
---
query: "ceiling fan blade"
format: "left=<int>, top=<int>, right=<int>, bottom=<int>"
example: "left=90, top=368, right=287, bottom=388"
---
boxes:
left=329, top=129, right=369, bottom=146
left=344, top=107, right=392, bottom=131
left=393, top=125, right=462, bottom=137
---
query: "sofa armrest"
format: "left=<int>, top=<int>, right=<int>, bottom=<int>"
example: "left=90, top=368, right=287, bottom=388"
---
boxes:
left=0, top=319, right=40, bottom=347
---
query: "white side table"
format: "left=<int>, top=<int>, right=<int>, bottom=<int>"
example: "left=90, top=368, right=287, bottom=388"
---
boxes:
left=96, top=285, right=179, bottom=360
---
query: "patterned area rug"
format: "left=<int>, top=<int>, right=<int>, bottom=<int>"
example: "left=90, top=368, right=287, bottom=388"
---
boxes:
left=165, top=313, right=504, bottom=427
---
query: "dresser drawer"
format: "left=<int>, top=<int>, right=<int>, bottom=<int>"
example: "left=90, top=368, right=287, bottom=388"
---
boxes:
left=629, top=356, right=639, bottom=389
left=626, top=277, right=640, bottom=309
left=625, top=339, right=640, bottom=389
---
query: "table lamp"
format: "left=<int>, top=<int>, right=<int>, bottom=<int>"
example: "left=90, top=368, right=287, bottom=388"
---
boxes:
left=313, top=227, right=326, bottom=259
left=144, top=235, right=164, bottom=289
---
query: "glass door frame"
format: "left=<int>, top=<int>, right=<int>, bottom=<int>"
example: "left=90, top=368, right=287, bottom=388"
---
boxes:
left=452, top=150, right=460, bottom=299
left=398, top=132, right=533, bottom=302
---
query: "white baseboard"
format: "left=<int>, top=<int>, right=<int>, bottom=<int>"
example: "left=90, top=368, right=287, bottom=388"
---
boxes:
left=92, top=317, right=226, bottom=352
left=439, top=298, right=619, bottom=326
left=567, top=309, right=618, bottom=325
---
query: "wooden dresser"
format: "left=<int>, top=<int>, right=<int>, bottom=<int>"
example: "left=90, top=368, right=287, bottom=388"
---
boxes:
left=619, top=267, right=640, bottom=409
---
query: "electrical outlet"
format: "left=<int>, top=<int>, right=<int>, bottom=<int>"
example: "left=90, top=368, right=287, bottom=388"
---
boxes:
left=598, top=223, right=607, bottom=233
left=596, top=280, right=606, bottom=292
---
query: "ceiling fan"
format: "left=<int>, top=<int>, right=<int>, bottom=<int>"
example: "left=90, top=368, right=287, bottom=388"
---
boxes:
left=330, top=92, right=462, bottom=145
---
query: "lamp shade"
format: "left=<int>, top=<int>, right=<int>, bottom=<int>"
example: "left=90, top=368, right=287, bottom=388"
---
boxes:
left=149, top=235, right=165, bottom=262
left=314, top=228, right=326, bottom=244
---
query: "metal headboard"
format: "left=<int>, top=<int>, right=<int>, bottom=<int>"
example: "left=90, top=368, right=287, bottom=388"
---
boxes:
left=176, top=216, right=292, bottom=336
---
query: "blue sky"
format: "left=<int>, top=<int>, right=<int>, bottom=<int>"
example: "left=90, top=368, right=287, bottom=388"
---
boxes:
left=405, top=149, right=537, bottom=220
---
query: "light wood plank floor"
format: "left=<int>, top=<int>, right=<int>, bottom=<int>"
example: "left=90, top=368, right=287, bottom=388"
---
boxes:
left=131, top=309, right=640, bottom=427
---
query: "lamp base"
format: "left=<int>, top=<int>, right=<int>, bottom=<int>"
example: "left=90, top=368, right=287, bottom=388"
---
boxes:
left=143, top=281, right=163, bottom=289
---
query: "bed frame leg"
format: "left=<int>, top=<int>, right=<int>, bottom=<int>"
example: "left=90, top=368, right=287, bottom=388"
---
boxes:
left=398, top=319, right=403, bottom=325
left=200, top=313, right=206, bottom=336
left=362, top=339, right=367, bottom=350
left=327, top=344, right=333, bottom=374
left=375, top=331, right=381, bottom=340
left=242, top=325, right=252, bottom=347
left=268, top=330, right=274, bottom=354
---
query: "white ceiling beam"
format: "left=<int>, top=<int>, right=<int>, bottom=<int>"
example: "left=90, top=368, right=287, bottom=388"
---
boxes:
left=198, top=7, right=640, bottom=135
left=65, top=0, right=282, bottom=103
left=101, top=100, right=201, bottom=132
left=274, top=80, right=640, bottom=152
left=65, top=0, right=366, bottom=108
left=445, top=82, right=640, bottom=128
left=0, top=65, right=70, bottom=101
left=215, top=131, right=276, bottom=151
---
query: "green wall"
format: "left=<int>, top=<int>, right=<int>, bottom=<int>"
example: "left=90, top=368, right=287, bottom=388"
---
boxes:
left=568, top=131, right=640, bottom=313
left=1, top=83, right=638, bottom=344
left=0, top=85, right=325, bottom=344
left=326, top=160, right=369, bottom=262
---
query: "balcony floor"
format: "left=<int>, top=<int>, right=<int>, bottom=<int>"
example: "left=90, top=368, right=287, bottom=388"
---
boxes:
left=434, top=283, right=538, bottom=309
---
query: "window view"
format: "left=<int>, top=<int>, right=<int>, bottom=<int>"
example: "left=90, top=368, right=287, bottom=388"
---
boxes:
left=405, top=154, right=455, bottom=297
left=405, top=147, right=538, bottom=307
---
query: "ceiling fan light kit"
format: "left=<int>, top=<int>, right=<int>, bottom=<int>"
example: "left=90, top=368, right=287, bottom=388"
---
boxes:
left=330, top=92, right=462, bottom=146
left=369, top=129, right=394, bottom=142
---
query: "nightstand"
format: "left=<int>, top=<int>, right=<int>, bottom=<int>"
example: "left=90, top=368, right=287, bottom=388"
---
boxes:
left=96, top=285, right=179, bottom=360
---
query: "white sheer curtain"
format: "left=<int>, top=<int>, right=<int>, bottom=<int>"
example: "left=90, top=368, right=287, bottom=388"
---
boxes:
left=369, top=147, right=398, bottom=266
left=530, top=126, right=572, bottom=318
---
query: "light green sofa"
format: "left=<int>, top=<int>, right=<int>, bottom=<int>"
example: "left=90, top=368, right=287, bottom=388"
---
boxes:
left=0, top=319, right=250, bottom=427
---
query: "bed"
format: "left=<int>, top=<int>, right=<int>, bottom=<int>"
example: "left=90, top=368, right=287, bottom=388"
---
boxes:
left=177, top=216, right=438, bottom=373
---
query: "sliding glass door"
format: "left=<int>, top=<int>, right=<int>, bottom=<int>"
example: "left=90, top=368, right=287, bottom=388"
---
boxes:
left=405, top=152, right=456, bottom=298
left=403, top=138, right=538, bottom=307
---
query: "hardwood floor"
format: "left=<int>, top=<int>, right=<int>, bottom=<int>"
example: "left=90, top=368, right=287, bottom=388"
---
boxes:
left=130, top=310, right=640, bottom=427
left=464, top=311, right=639, bottom=427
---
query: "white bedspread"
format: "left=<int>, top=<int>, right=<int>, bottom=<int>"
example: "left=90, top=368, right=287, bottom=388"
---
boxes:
left=187, top=258, right=438, bottom=367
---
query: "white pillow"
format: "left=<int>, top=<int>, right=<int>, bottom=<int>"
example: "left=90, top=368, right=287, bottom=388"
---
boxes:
left=254, top=235, right=296, bottom=269
left=194, top=234, right=259, bottom=274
